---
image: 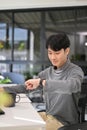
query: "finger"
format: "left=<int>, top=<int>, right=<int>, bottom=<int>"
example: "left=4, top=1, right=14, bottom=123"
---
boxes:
left=25, top=82, right=30, bottom=86
left=26, top=84, right=33, bottom=90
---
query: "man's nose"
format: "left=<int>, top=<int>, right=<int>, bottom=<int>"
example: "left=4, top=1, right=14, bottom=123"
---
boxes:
left=51, top=54, right=56, bottom=59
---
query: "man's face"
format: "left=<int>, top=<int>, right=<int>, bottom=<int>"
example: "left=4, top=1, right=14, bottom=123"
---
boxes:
left=48, top=47, right=70, bottom=68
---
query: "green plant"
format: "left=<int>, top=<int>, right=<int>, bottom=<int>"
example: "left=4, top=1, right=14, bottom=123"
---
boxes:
left=0, top=77, right=12, bottom=84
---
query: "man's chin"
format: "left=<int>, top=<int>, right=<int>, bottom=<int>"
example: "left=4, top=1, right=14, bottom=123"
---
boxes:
left=52, top=63, right=58, bottom=66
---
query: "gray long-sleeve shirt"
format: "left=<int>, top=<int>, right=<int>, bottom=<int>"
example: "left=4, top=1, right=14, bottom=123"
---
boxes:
left=4, top=59, right=84, bottom=125
left=38, top=59, right=84, bottom=125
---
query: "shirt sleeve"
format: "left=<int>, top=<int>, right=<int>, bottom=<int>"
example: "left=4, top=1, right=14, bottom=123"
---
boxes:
left=4, top=84, right=28, bottom=94
left=42, top=67, right=84, bottom=94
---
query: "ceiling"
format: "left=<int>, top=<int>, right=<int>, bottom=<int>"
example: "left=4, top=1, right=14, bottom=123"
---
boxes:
left=0, top=7, right=87, bottom=34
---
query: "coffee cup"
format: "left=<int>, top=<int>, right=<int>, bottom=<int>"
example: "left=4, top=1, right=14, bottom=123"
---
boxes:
left=5, top=92, right=20, bottom=107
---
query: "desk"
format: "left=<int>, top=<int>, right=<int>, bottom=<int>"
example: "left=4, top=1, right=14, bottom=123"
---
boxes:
left=0, top=84, right=17, bottom=87
left=0, top=94, right=46, bottom=130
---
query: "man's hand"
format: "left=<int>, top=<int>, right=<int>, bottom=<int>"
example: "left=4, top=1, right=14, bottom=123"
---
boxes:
left=25, top=78, right=41, bottom=90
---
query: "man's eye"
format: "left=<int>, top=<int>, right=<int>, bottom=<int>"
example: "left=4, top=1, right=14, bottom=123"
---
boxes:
left=55, top=53, right=59, bottom=54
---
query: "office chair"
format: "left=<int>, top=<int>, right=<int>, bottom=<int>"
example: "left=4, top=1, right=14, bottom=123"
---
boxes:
left=58, top=122, right=87, bottom=130
left=58, top=78, right=87, bottom=130
left=1, top=72, right=25, bottom=84
left=78, top=81, right=87, bottom=123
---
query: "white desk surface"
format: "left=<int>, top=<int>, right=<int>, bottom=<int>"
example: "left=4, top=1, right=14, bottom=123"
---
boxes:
left=0, top=94, right=46, bottom=130
left=0, top=84, right=17, bottom=87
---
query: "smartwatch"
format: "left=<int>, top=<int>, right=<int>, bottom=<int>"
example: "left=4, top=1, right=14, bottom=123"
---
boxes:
left=39, top=79, right=44, bottom=86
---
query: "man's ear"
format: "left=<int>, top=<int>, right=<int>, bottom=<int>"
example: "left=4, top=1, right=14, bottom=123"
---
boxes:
left=65, top=48, right=70, bottom=55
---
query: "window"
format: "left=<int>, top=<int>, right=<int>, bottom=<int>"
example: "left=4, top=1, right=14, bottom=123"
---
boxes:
left=0, top=7, right=87, bottom=76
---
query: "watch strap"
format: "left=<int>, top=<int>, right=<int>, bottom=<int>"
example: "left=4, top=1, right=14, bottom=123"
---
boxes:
left=39, top=79, right=44, bottom=86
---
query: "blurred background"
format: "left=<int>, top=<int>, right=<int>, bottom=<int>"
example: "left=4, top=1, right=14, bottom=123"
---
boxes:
left=0, top=3, right=87, bottom=79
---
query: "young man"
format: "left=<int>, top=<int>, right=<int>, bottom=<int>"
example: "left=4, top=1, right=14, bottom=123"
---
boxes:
left=25, top=33, right=84, bottom=130
left=0, top=33, right=84, bottom=130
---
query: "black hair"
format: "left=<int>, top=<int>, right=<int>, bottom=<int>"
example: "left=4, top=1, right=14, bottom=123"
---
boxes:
left=46, top=32, right=70, bottom=51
